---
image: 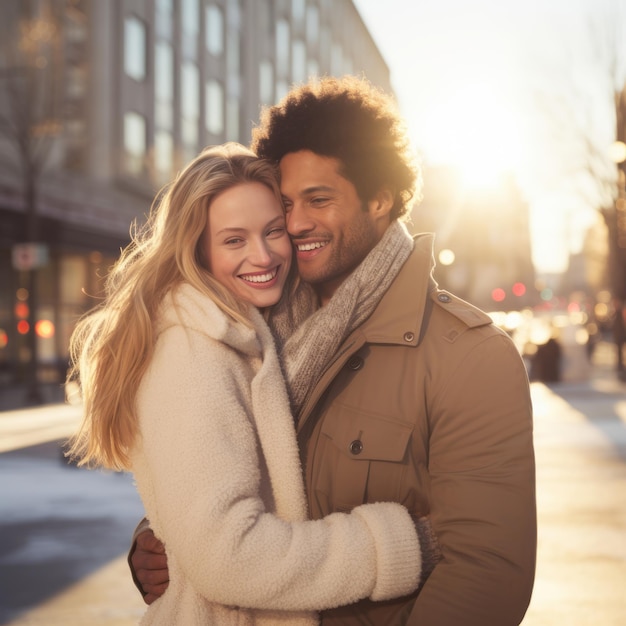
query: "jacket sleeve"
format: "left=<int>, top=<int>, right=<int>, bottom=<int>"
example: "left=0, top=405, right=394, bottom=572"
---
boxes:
left=408, top=333, right=536, bottom=626
left=133, top=325, right=421, bottom=612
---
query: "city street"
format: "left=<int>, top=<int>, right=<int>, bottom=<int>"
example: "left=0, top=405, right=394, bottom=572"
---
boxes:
left=0, top=343, right=625, bottom=625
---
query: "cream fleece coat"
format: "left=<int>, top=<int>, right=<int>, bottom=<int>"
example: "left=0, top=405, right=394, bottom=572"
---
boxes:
left=130, top=284, right=421, bottom=626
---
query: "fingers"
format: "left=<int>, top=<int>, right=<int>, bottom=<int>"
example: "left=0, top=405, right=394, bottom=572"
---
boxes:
left=143, top=581, right=169, bottom=605
left=135, top=558, right=170, bottom=604
left=135, top=529, right=166, bottom=554
left=133, top=549, right=168, bottom=572
left=131, top=529, right=169, bottom=604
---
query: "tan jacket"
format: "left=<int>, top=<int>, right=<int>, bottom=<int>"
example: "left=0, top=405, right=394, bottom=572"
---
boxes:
left=297, top=233, right=537, bottom=626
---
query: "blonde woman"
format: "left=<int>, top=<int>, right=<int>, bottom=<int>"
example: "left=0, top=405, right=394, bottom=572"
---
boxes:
left=67, top=144, right=426, bottom=625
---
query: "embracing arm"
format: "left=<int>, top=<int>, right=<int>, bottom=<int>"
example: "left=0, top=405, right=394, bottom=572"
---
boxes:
left=408, top=334, right=536, bottom=626
left=133, top=326, right=423, bottom=612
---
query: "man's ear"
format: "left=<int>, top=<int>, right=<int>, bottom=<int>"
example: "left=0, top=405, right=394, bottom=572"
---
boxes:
left=367, top=188, right=394, bottom=222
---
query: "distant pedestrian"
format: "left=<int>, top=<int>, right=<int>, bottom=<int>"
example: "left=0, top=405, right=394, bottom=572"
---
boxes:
left=530, top=336, right=562, bottom=383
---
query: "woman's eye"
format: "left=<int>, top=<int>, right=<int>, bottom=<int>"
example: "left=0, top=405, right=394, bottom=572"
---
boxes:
left=225, top=238, right=243, bottom=245
left=267, top=227, right=285, bottom=237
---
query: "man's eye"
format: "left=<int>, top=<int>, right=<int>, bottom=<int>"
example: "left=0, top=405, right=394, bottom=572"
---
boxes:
left=310, top=196, right=329, bottom=206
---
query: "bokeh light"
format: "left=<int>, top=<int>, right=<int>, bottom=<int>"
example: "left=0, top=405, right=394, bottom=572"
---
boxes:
left=491, top=288, right=506, bottom=303
left=14, top=302, right=29, bottom=319
left=512, top=282, right=526, bottom=297
left=438, top=249, right=456, bottom=266
left=35, top=319, right=55, bottom=338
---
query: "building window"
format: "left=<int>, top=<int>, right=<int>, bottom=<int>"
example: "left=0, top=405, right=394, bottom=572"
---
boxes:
left=124, top=16, right=146, bottom=81
left=226, top=20, right=241, bottom=76
left=276, top=79, right=289, bottom=101
left=181, top=0, right=199, bottom=58
left=331, top=42, right=343, bottom=76
left=307, top=58, right=319, bottom=80
left=155, top=0, right=173, bottom=39
left=123, top=111, right=146, bottom=175
left=275, top=19, right=290, bottom=76
left=343, top=56, right=354, bottom=76
left=226, top=97, right=239, bottom=141
left=320, top=25, right=331, bottom=64
left=292, top=39, right=306, bottom=84
left=181, top=62, right=199, bottom=148
left=206, top=4, right=224, bottom=56
left=291, top=0, right=305, bottom=23
left=155, top=41, right=174, bottom=129
left=154, top=129, right=174, bottom=184
left=205, top=80, right=224, bottom=135
left=306, top=6, right=319, bottom=45
left=259, top=60, right=274, bottom=105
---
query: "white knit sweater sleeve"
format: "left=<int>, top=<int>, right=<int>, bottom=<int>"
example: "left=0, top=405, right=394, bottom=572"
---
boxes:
left=132, top=323, right=420, bottom=612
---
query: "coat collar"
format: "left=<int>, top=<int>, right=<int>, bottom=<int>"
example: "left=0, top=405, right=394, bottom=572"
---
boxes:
left=158, top=283, right=263, bottom=357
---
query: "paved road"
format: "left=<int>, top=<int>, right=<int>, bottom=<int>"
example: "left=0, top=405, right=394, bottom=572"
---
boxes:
left=0, top=345, right=625, bottom=625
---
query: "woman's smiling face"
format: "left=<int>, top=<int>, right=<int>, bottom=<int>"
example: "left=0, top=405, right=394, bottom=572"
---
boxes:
left=203, top=181, right=292, bottom=310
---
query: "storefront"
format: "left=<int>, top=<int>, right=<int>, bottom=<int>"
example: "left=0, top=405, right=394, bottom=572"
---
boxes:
left=0, top=208, right=128, bottom=391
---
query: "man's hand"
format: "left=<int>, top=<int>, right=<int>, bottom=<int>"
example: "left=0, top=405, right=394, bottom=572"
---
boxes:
left=131, top=529, right=169, bottom=605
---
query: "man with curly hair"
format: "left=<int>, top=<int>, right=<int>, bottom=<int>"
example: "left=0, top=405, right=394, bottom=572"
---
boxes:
left=130, top=76, right=536, bottom=625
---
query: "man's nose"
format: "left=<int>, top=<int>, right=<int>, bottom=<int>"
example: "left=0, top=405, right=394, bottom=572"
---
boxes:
left=286, top=204, right=315, bottom=236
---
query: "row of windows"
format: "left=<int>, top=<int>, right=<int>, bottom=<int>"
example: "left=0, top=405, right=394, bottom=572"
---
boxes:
left=124, top=6, right=353, bottom=95
left=122, top=3, right=359, bottom=183
left=126, top=3, right=225, bottom=83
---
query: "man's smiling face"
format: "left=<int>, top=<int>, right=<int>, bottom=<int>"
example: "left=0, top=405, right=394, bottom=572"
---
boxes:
left=279, top=150, right=383, bottom=304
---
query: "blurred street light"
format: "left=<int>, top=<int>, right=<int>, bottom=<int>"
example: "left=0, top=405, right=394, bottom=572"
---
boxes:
left=609, top=140, right=626, bottom=164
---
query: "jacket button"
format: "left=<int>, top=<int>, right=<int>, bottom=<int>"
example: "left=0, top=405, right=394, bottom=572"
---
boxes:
left=349, top=440, right=363, bottom=455
left=437, top=293, right=452, bottom=303
left=346, top=356, right=363, bottom=370
left=403, top=332, right=415, bottom=342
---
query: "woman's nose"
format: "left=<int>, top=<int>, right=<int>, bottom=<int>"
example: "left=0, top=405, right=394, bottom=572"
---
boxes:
left=250, top=239, right=272, bottom=266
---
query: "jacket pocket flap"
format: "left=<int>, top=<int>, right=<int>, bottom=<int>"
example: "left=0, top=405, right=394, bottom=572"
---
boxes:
left=320, top=406, right=412, bottom=462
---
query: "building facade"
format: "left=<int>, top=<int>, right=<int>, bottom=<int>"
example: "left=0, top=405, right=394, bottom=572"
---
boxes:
left=0, top=0, right=391, bottom=397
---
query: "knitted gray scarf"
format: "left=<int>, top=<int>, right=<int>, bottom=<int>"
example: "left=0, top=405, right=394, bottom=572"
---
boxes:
left=268, top=220, right=414, bottom=419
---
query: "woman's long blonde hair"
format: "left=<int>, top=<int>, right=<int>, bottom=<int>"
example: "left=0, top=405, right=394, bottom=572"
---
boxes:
left=66, top=143, right=285, bottom=471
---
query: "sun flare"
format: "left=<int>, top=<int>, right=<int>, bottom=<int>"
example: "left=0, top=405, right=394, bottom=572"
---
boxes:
left=414, top=81, right=525, bottom=190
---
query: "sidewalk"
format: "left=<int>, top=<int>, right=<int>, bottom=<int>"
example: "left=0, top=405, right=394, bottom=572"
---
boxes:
left=522, top=341, right=626, bottom=625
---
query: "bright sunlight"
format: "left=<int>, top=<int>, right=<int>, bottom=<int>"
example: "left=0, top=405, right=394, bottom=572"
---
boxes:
left=417, top=80, right=524, bottom=190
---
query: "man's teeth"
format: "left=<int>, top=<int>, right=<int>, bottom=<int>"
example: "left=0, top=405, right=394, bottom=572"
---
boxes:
left=240, top=268, right=278, bottom=283
left=297, top=242, right=327, bottom=251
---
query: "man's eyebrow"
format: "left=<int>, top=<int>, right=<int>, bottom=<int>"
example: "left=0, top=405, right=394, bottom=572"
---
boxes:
left=284, top=185, right=335, bottom=198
